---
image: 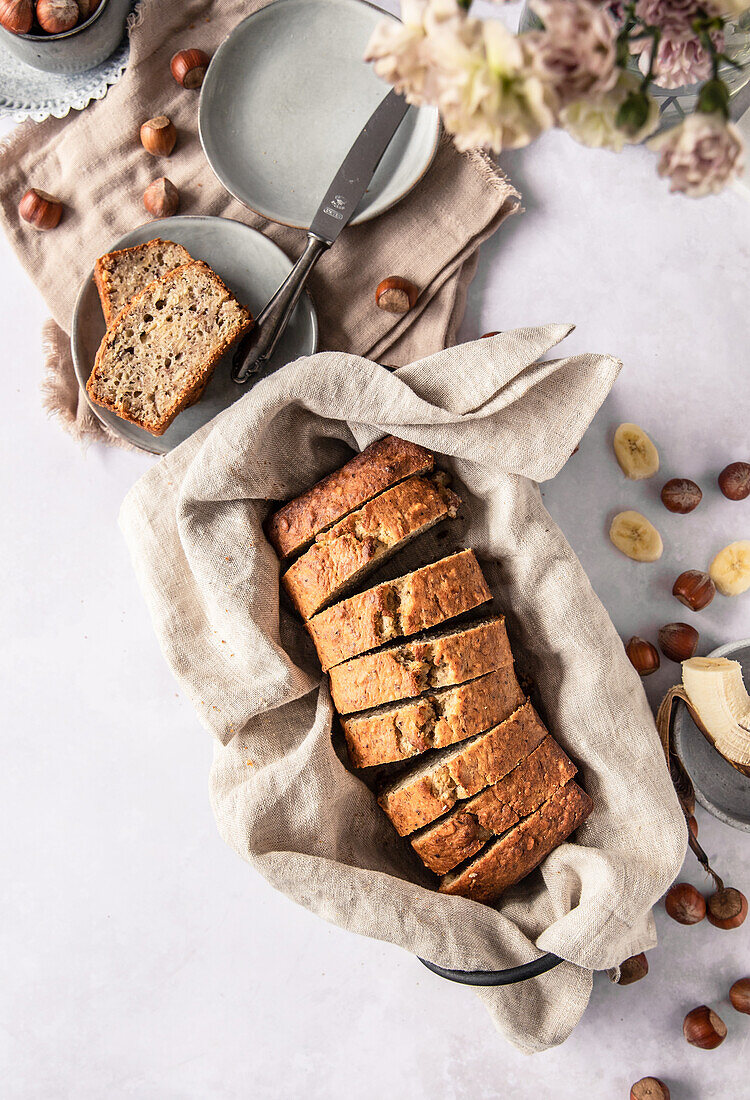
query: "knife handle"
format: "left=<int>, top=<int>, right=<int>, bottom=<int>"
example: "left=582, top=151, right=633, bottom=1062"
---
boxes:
left=232, top=233, right=329, bottom=385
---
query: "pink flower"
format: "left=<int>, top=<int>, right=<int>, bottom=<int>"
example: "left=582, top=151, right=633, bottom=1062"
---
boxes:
left=649, top=112, right=744, bottom=196
left=526, top=0, right=619, bottom=108
left=632, top=0, right=724, bottom=89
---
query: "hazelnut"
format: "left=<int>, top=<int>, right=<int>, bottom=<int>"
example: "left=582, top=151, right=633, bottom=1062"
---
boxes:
left=706, top=887, right=747, bottom=930
left=683, top=1005, right=727, bottom=1049
left=143, top=177, right=179, bottom=218
left=661, top=478, right=702, bottom=514
left=630, top=1080, right=670, bottom=1100
left=625, top=636, right=660, bottom=676
left=481, top=331, right=501, bottom=338
left=170, top=47, right=210, bottom=89
left=140, top=115, right=177, bottom=157
left=729, top=977, right=750, bottom=1014
left=76, top=0, right=100, bottom=17
left=36, top=0, right=78, bottom=33
left=718, top=461, right=750, bottom=501
left=664, top=882, right=706, bottom=925
left=672, top=569, right=715, bottom=612
left=658, top=622, right=699, bottom=663
left=18, top=187, right=63, bottom=230
left=0, top=0, right=33, bottom=34
left=375, top=276, right=419, bottom=314
left=616, top=952, right=649, bottom=985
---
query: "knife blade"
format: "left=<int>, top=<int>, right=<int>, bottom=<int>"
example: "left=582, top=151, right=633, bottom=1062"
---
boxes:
left=232, top=89, right=410, bottom=384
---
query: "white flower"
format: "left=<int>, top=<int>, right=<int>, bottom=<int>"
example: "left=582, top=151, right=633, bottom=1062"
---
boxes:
left=364, top=0, right=432, bottom=104
left=561, top=73, right=660, bottom=150
left=649, top=111, right=745, bottom=196
left=431, top=19, right=556, bottom=150
left=526, top=0, right=619, bottom=108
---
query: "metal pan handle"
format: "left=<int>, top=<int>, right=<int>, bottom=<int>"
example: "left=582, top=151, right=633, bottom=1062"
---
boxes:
left=419, top=951, right=562, bottom=986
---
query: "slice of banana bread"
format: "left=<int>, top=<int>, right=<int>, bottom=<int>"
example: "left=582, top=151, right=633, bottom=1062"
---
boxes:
left=439, top=780, right=593, bottom=903
left=266, top=436, right=434, bottom=561
left=87, top=261, right=253, bottom=436
left=410, top=736, right=577, bottom=874
left=341, top=664, right=525, bottom=769
left=94, top=238, right=194, bottom=326
left=282, top=474, right=460, bottom=620
left=306, top=549, right=491, bottom=672
left=377, top=701, right=548, bottom=836
left=328, top=616, right=513, bottom=715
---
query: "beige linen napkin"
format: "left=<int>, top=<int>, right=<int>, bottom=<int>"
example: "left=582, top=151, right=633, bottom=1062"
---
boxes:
left=0, top=0, right=519, bottom=449
left=119, top=325, right=686, bottom=1053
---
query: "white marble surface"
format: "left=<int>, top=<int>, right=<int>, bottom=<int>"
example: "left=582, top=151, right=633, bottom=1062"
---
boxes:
left=2, top=6, right=749, bottom=1096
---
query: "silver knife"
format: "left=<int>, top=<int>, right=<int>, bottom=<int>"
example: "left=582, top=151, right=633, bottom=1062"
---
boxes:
left=232, top=89, right=410, bottom=384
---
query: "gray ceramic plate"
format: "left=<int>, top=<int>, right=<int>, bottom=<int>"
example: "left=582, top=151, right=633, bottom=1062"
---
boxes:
left=199, top=0, right=440, bottom=228
left=673, top=638, right=750, bottom=832
left=71, top=216, right=318, bottom=455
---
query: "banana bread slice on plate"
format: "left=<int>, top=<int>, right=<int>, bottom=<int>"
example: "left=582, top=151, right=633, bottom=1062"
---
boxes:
left=410, top=736, right=578, bottom=874
left=328, top=616, right=513, bottom=715
left=94, top=238, right=194, bottom=326
left=341, top=664, right=525, bottom=769
left=439, top=779, right=593, bottom=903
left=378, top=701, right=548, bottom=836
left=307, top=549, right=491, bottom=671
left=282, top=474, right=460, bottom=620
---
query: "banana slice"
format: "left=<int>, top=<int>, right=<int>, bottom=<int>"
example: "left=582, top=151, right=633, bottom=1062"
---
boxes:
left=613, top=423, right=660, bottom=480
left=682, top=656, right=750, bottom=773
left=709, top=541, right=750, bottom=596
left=609, top=510, right=663, bottom=562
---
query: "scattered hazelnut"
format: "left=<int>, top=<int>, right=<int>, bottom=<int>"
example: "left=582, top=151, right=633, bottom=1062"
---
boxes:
left=630, top=1079, right=670, bottom=1100
left=672, top=569, right=715, bottom=612
left=718, top=461, right=750, bottom=501
left=36, top=0, right=78, bottom=33
left=143, top=177, right=179, bottom=218
left=375, top=276, right=419, bottom=314
left=0, top=0, right=33, bottom=34
left=170, top=47, right=210, bottom=89
left=661, top=478, right=702, bottom=514
left=18, top=187, right=63, bottom=230
left=683, top=1005, right=727, bottom=1049
left=616, top=952, right=649, bottom=985
left=658, top=622, right=699, bottom=663
left=481, top=331, right=501, bottom=338
left=729, top=977, right=750, bottom=1014
left=706, top=887, right=747, bottom=930
left=140, top=115, right=177, bottom=157
left=688, top=814, right=698, bottom=839
left=625, top=636, right=660, bottom=676
left=664, top=882, right=706, bottom=925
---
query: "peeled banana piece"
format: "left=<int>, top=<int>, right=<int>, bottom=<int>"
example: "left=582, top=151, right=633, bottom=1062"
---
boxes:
left=614, top=423, right=660, bottom=480
left=682, top=656, right=750, bottom=776
left=609, top=510, right=663, bottom=562
left=709, top=541, right=750, bottom=596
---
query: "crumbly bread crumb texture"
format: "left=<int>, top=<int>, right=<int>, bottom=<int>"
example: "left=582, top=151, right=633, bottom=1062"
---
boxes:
left=94, top=238, right=194, bottom=326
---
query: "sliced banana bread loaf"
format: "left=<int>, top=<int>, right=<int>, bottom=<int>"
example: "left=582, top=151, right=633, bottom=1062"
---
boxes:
left=378, top=701, right=548, bottom=836
left=328, top=616, right=513, bottom=715
left=282, top=474, right=460, bottom=620
left=87, top=261, right=252, bottom=436
left=439, top=780, right=593, bottom=903
left=94, top=238, right=194, bottom=325
left=342, top=664, right=525, bottom=769
left=266, top=435, right=434, bottom=561
left=410, top=736, right=577, bottom=874
left=307, top=549, right=491, bottom=672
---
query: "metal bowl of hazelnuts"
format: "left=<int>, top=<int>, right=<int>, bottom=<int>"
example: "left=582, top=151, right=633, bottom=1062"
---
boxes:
left=673, top=638, right=750, bottom=833
left=0, top=0, right=131, bottom=74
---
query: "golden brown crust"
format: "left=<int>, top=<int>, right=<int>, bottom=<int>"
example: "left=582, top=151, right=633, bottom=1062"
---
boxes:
left=86, top=261, right=253, bottom=436
left=342, top=664, right=525, bottom=769
left=282, top=475, right=460, bottom=620
left=378, top=701, right=548, bottom=836
left=439, top=780, right=593, bottom=903
left=410, top=736, right=577, bottom=874
left=266, top=435, right=434, bottom=560
left=306, top=549, right=491, bottom=672
left=328, top=616, right=513, bottom=715
left=94, top=238, right=192, bottom=326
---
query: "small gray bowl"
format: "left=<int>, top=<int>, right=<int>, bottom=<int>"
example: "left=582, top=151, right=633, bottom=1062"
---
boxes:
left=673, top=638, right=750, bottom=832
left=0, top=0, right=131, bottom=74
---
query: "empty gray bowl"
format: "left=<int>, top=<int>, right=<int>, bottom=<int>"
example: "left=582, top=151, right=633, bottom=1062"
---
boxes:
left=673, top=638, right=750, bottom=832
left=0, top=0, right=131, bottom=74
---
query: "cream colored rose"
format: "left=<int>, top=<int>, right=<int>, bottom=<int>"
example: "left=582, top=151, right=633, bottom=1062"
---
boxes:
left=561, top=73, right=660, bottom=151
